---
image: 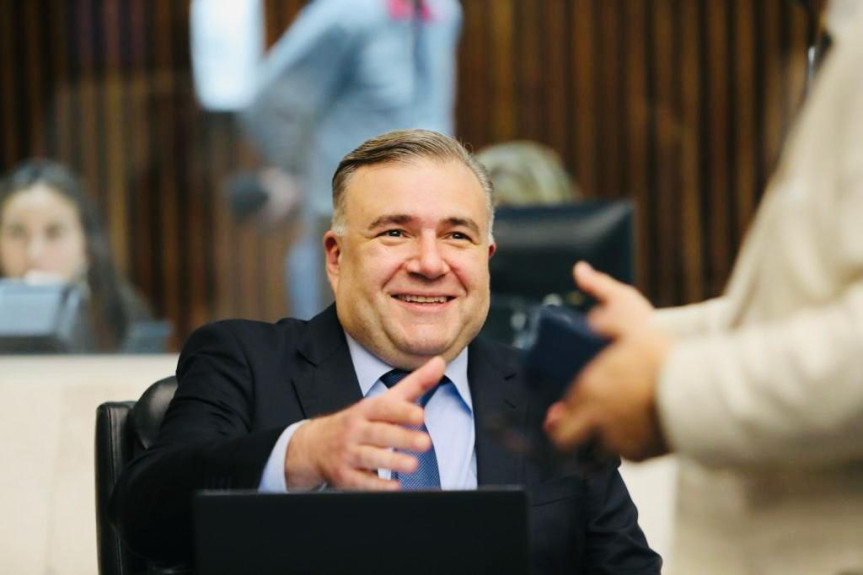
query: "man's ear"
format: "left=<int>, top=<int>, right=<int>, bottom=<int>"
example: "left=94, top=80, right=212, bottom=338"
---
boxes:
left=323, top=230, right=342, bottom=292
left=488, top=241, right=496, bottom=258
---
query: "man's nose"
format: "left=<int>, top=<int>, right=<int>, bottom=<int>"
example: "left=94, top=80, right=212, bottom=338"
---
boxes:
left=407, top=233, right=449, bottom=278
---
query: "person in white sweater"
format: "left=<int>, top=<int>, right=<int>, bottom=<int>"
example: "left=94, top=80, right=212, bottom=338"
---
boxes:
left=545, top=1, right=863, bottom=573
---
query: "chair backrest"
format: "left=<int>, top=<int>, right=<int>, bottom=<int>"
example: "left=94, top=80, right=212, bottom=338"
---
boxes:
left=95, top=376, right=178, bottom=575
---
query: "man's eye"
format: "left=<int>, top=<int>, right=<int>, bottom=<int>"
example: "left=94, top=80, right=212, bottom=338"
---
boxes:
left=380, top=229, right=403, bottom=238
left=449, top=231, right=472, bottom=241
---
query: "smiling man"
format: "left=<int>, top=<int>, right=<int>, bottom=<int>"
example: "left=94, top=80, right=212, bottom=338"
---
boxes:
left=328, top=143, right=493, bottom=369
left=110, top=129, right=660, bottom=574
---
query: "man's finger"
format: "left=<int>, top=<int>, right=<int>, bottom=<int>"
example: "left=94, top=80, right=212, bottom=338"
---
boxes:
left=387, top=356, right=447, bottom=402
left=362, top=421, right=431, bottom=452
left=351, top=445, right=419, bottom=475
left=573, top=261, right=626, bottom=304
left=365, top=397, right=425, bottom=426
left=341, top=469, right=401, bottom=491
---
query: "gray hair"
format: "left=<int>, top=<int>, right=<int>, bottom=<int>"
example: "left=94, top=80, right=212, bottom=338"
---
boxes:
left=331, top=129, right=494, bottom=240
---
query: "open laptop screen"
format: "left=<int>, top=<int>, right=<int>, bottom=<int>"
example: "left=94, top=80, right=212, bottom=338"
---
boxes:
left=194, top=488, right=530, bottom=575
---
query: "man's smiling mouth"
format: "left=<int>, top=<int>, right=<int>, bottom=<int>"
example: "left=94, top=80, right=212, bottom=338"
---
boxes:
left=393, top=294, right=453, bottom=304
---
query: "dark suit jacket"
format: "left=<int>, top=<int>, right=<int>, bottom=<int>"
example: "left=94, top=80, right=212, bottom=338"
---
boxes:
left=110, top=306, right=661, bottom=574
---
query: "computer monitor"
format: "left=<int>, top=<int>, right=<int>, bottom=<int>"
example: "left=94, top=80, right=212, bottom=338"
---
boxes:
left=119, top=320, right=172, bottom=354
left=484, top=200, right=634, bottom=345
left=194, top=489, right=531, bottom=575
left=0, top=280, right=89, bottom=353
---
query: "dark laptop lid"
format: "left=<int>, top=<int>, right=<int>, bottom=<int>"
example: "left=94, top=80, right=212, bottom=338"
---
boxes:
left=194, top=488, right=530, bottom=575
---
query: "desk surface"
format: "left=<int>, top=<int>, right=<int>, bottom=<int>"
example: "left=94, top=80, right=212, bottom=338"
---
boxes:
left=0, top=354, right=178, bottom=575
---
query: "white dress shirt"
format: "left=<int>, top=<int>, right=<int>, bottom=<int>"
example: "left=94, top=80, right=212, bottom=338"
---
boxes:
left=259, top=336, right=476, bottom=491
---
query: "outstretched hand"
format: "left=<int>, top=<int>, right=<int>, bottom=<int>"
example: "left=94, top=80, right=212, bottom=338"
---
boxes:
left=285, top=356, right=445, bottom=490
left=544, top=262, right=671, bottom=462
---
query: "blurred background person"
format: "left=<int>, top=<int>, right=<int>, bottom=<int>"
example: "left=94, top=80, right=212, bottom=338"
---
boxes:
left=234, top=0, right=462, bottom=319
left=190, top=0, right=264, bottom=114
left=476, top=141, right=581, bottom=206
left=546, top=1, right=863, bottom=573
left=476, top=140, right=600, bottom=348
left=0, top=160, right=152, bottom=352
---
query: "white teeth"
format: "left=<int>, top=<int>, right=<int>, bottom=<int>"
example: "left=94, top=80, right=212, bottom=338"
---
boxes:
left=398, top=295, right=448, bottom=303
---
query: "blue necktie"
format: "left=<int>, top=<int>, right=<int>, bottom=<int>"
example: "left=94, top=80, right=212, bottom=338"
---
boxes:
left=379, top=369, right=445, bottom=489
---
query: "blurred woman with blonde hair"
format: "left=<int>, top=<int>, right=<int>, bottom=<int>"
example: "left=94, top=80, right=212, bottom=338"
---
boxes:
left=476, top=141, right=581, bottom=206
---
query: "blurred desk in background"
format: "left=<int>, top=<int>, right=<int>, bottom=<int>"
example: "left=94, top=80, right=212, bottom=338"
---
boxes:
left=0, top=355, right=177, bottom=575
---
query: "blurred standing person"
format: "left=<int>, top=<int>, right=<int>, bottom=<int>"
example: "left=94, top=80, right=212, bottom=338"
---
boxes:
left=0, top=160, right=152, bottom=351
left=239, top=0, right=462, bottom=318
left=190, top=0, right=264, bottom=113
left=545, top=2, right=863, bottom=573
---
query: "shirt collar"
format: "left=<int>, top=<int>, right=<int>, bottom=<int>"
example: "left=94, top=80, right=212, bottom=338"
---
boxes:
left=387, top=0, right=434, bottom=21
left=345, top=334, right=472, bottom=411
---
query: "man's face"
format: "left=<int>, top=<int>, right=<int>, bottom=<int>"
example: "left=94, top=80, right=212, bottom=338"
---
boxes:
left=325, top=158, right=495, bottom=369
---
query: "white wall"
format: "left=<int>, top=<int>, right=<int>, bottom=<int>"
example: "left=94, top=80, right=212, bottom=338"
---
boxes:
left=620, top=457, right=678, bottom=570
left=0, top=356, right=177, bottom=575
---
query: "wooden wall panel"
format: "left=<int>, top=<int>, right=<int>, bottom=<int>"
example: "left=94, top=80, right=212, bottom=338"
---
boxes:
left=704, top=0, right=733, bottom=299
left=0, top=1, right=19, bottom=166
left=455, top=0, right=813, bottom=308
left=731, top=0, right=758, bottom=295
left=0, top=0, right=816, bottom=348
left=543, top=0, right=570, bottom=159
left=651, top=0, right=682, bottom=306
left=622, top=0, right=649, bottom=292
left=679, top=0, right=704, bottom=304
left=571, top=0, right=598, bottom=197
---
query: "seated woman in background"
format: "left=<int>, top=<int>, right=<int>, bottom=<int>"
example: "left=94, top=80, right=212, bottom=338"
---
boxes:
left=476, top=141, right=582, bottom=206
left=0, top=160, right=151, bottom=352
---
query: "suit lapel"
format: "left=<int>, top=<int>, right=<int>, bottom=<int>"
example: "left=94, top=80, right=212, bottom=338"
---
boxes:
left=287, top=308, right=527, bottom=485
left=469, top=338, right=527, bottom=486
left=292, top=305, right=364, bottom=418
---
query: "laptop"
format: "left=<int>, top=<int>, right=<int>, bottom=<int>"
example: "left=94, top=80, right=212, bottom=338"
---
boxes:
left=194, top=488, right=530, bottom=575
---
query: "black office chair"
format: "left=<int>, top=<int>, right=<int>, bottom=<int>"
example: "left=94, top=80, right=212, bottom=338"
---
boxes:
left=95, top=376, right=179, bottom=575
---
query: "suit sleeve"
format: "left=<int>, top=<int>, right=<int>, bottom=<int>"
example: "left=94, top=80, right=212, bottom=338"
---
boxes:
left=239, top=0, right=362, bottom=175
left=582, top=464, right=663, bottom=574
left=651, top=297, right=732, bottom=338
left=657, top=281, right=863, bottom=467
left=109, top=321, right=285, bottom=565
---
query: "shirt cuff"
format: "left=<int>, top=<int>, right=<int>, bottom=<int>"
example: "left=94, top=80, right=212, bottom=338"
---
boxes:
left=258, top=420, right=308, bottom=493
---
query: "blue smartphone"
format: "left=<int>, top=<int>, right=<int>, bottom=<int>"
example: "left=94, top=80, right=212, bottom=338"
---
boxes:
left=485, top=305, right=613, bottom=472
left=522, top=305, right=608, bottom=401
